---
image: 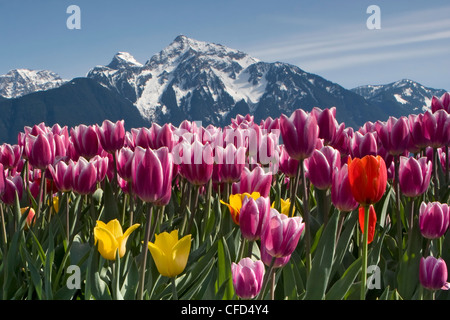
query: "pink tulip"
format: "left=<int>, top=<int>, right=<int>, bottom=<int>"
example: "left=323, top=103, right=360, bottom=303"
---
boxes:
left=422, top=110, right=450, bottom=149
left=331, top=163, right=359, bottom=212
left=398, top=156, right=432, bottom=198
left=131, top=146, right=173, bottom=206
left=280, top=109, right=319, bottom=160
left=70, top=124, right=103, bottom=160
left=116, top=147, right=134, bottom=182
left=1, top=173, right=23, bottom=205
left=95, top=119, right=125, bottom=153
left=239, top=196, right=271, bottom=241
left=311, top=107, right=338, bottom=145
left=419, top=202, right=449, bottom=239
left=420, top=256, right=450, bottom=291
left=260, top=208, right=305, bottom=258
left=232, top=165, right=272, bottom=198
left=48, top=159, right=74, bottom=192
left=25, top=132, right=55, bottom=170
left=431, top=92, right=450, bottom=113
left=278, top=145, right=299, bottom=178
left=408, top=113, right=431, bottom=153
left=71, top=157, right=98, bottom=195
left=231, top=258, right=265, bottom=299
left=215, top=144, right=246, bottom=183
left=351, top=131, right=378, bottom=158
left=376, top=117, right=410, bottom=156
left=260, top=244, right=291, bottom=268
left=306, top=146, right=340, bottom=190
left=178, top=139, right=213, bottom=186
left=0, top=144, right=22, bottom=170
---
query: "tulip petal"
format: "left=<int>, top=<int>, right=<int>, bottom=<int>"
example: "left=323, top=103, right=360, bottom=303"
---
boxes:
left=94, top=227, right=119, bottom=261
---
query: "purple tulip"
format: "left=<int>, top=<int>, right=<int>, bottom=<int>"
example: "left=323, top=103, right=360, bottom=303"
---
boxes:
left=231, top=258, right=265, bottom=299
left=279, top=145, right=299, bottom=178
left=306, top=146, right=340, bottom=190
left=280, top=109, right=319, bottom=161
left=311, top=107, right=338, bottom=145
left=70, top=124, right=103, bottom=160
left=232, top=165, right=272, bottom=198
left=351, top=131, right=378, bottom=158
left=0, top=163, right=5, bottom=196
left=431, top=92, right=450, bottom=113
left=177, top=139, right=213, bottom=186
left=331, top=163, right=359, bottom=212
left=408, top=113, right=431, bottom=153
left=398, top=156, right=432, bottom=198
left=419, top=202, right=450, bottom=239
left=116, top=147, right=134, bottom=182
left=1, top=173, right=23, bottom=205
left=376, top=117, right=410, bottom=156
left=420, top=256, right=450, bottom=291
left=260, top=244, right=291, bottom=268
left=260, top=208, right=305, bottom=258
left=215, top=144, right=246, bottom=183
left=95, top=119, right=125, bottom=153
left=25, top=132, right=55, bottom=170
left=239, top=195, right=271, bottom=241
left=0, top=144, right=22, bottom=170
left=134, top=123, right=175, bottom=152
left=330, top=124, right=353, bottom=157
left=231, top=114, right=254, bottom=128
left=48, top=159, right=74, bottom=192
left=91, top=155, right=109, bottom=183
left=131, top=146, right=173, bottom=206
left=422, top=110, right=450, bottom=149
left=71, top=157, right=98, bottom=195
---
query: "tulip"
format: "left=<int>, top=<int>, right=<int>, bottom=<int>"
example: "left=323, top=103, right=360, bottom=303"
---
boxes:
left=48, top=159, right=73, bottom=192
left=398, top=156, right=432, bottom=198
left=231, top=257, right=265, bottom=299
left=419, top=202, right=449, bottom=239
left=376, top=117, right=410, bottom=156
left=94, top=219, right=140, bottom=260
left=71, top=157, right=98, bottom=195
left=306, top=146, right=340, bottom=190
left=147, top=230, right=191, bottom=278
left=419, top=256, right=450, bottom=291
left=232, top=165, right=272, bottom=198
left=25, top=132, right=55, bottom=170
left=239, top=195, right=270, bottom=241
left=431, top=92, right=450, bottom=113
left=215, top=144, right=246, bottom=183
left=70, top=124, right=102, bottom=160
left=279, top=109, right=319, bottom=160
left=131, top=146, right=173, bottom=206
left=347, top=155, right=387, bottom=206
left=358, top=205, right=377, bottom=244
left=21, top=207, right=36, bottom=230
left=311, top=107, right=338, bottom=145
left=331, top=164, right=359, bottom=213
left=351, top=131, right=378, bottom=159
left=1, top=174, right=23, bottom=205
left=95, top=119, right=125, bottom=153
left=220, top=192, right=261, bottom=225
left=422, top=110, right=450, bottom=149
left=260, top=245, right=291, bottom=269
left=178, top=139, right=213, bottom=186
left=116, top=147, right=134, bottom=182
left=260, top=208, right=305, bottom=258
left=330, top=124, right=353, bottom=157
left=278, top=145, right=299, bottom=178
left=0, top=144, right=22, bottom=170
left=272, top=198, right=294, bottom=216
left=408, top=113, right=432, bottom=153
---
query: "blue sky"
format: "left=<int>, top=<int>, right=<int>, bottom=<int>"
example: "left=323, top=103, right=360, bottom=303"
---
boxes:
left=0, top=0, right=449, bottom=90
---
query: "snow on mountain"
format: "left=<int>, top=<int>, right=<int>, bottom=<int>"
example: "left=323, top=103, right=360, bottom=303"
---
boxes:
left=87, top=35, right=379, bottom=128
left=352, top=79, right=447, bottom=117
left=0, top=69, right=67, bottom=99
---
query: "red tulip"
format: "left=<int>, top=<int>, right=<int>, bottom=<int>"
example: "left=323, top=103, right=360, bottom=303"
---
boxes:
left=358, top=205, right=377, bottom=244
left=348, top=155, right=387, bottom=206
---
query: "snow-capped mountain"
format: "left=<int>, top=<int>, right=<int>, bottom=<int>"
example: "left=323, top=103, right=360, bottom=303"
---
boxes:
left=87, top=35, right=381, bottom=128
left=352, top=79, right=447, bottom=118
left=0, top=69, right=67, bottom=99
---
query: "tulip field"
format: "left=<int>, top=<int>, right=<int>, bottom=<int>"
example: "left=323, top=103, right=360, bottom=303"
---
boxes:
left=0, top=92, right=450, bottom=301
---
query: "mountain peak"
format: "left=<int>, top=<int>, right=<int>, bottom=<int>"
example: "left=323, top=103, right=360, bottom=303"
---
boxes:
left=107, top=52, right=143, bottom=69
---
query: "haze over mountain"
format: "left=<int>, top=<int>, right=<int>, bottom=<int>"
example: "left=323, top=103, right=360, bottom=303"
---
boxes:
left=0, top=35, right=447, bottom=144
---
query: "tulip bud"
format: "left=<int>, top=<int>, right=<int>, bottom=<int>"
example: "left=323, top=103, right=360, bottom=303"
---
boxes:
left=70, top=124, right=102, bottom=160
left=376, top=116, right=410, bottom=156
left=232, top=165, right=272, bottom=198
left=398, top=156, right=432, bottom=198
left=95, top=119, right=125, bottom=153
left=306, top=146, right=340, bottom=190
left=231, top=258, right=265, bottom=299
left=419, top=256, right=450, bottom=291
left=419, top=202, right=449, bottom=239
left=331, top=164, right=358, bottom=212
left=239, top=196, right=270, bottom=241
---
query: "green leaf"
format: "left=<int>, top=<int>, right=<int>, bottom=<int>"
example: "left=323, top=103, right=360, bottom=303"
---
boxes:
left=304, top=211, right=338, bottom=300
left=325, top=257, right=362, bottom=300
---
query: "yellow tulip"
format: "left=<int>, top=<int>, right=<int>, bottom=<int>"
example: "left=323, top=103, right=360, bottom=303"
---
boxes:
left=147, top=230, right=191, bottom=278
left=220, top=192, right=261, bottom=225
left=94, top=219, right=140, bottom=261
left=272, top=198, right=294, bottom=216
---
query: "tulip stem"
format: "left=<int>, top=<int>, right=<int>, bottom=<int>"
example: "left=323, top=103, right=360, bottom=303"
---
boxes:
left=300, top=159, right=311, bottom=276
left=171, top=277, right=178, bottom=300
left=288, top=164, right=300, bottom=217
left=37, top=170, right=46, bottom=227
left=186, top=185, right=199, bottom=236
left=394, top=155, right=403, bottom=262
left=258, top=257, right=276, bottom=300
left=0, top=203, right=7, bottom=249
left=360, top=205, right=369, bottom=300
left=138, top=204, right=153, bottom=300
